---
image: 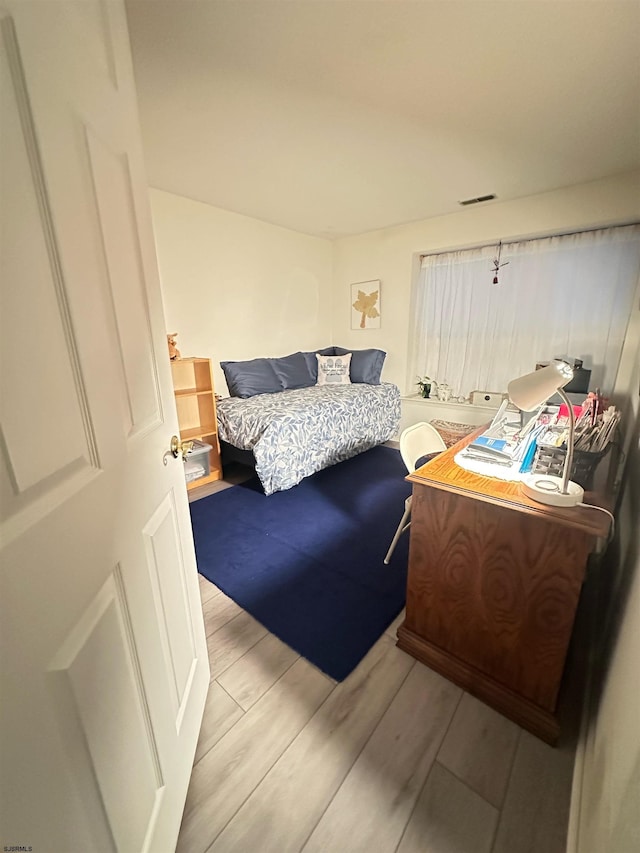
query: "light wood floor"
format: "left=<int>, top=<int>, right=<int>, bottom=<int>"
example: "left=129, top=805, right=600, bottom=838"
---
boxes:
left=177, top=570, right=578, bottom=853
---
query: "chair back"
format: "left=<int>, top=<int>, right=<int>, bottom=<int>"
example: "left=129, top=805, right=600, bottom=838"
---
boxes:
left=399, top=422, right=447, bottom=473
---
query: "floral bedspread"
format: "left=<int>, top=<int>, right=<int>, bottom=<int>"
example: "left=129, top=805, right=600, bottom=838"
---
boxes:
left=216, top=383, right=401, bottom=495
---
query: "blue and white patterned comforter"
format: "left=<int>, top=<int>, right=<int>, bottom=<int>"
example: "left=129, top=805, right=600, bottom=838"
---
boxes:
left=216, top=383, right=401, bottom=495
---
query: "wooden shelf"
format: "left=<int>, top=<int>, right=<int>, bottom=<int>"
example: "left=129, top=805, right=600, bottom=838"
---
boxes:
left=181, top=424, right=218, bottom=441
left=174, top=387, right=213, bottom=398
left=170, top=357, right=222, bottom=488
left=171, top=358, right=215, bottom=393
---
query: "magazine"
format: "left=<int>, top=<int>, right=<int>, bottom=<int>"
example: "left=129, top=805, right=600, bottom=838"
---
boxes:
left=461, top=401, right=546, bottom=472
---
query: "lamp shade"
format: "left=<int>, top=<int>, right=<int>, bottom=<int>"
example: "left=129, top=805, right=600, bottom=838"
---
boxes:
left=507, top=361, right=574, bottom=411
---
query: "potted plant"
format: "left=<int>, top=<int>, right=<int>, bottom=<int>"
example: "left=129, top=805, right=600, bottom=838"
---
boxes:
left=417, top=376, right=432, bottom=398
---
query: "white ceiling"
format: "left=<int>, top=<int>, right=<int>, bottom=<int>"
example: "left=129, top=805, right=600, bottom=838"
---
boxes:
left=126, top=0, right=640, bottom=239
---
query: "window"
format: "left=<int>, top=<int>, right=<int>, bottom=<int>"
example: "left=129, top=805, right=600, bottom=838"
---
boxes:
left=408, top=225, right=640, bottom=399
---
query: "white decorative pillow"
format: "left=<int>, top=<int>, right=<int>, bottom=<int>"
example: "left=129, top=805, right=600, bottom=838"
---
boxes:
left=316, top=353, right=352, bottom=386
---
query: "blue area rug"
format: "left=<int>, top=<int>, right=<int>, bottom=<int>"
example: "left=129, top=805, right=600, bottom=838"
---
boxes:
left=190, top=445, right=411, bottom=681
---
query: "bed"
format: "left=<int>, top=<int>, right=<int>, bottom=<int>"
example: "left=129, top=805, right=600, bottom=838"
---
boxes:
left=217, top=348, right=400, bottom=495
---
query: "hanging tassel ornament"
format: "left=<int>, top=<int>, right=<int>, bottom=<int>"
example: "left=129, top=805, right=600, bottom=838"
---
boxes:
left=491, top=240, right=509, bottom=285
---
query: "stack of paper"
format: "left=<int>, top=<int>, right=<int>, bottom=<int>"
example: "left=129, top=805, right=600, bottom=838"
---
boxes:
left=459, top=400, right=546, bottom=472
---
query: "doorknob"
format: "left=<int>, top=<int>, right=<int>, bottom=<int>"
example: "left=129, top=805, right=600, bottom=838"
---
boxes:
left=170, top=435, right=194, bottom=459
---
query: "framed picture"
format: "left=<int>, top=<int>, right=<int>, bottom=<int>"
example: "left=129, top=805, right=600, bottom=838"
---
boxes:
left=350, top=280, right=381, bottom=330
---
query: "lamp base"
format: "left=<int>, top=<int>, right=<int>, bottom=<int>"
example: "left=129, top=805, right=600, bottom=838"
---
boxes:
left=521, top=474, right=584, bottom=507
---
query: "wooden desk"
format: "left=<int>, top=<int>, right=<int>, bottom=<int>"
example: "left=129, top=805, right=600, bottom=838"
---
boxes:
left=396, top=428, right=610, bottom=744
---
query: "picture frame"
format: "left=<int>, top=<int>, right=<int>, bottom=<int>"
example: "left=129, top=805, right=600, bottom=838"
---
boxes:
left=350, top=280, right=381, bottom=330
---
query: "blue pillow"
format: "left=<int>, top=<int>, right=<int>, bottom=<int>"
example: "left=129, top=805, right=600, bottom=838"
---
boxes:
left=220, top=358, right=281, bottom=398
left=334, top=347, right=386, bottom=384
left=272, top=352, right=315, bottom=390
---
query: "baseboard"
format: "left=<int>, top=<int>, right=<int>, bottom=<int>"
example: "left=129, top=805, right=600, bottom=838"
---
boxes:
left=567, top=709, right=589, bottom=853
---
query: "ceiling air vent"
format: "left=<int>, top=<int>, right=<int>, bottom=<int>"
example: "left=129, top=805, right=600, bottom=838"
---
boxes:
left=459, top=194, right=497, bottom=206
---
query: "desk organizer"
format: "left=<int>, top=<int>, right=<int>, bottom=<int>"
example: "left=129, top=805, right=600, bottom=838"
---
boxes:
left=532, top=443, right=610, bottom=491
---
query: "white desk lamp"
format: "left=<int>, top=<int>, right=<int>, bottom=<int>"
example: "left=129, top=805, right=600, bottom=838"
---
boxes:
left=507, top=360, right=584, bottom=507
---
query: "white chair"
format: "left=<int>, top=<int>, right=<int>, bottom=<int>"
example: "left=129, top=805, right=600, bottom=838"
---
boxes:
left=384, top=422, right=447, bottom=565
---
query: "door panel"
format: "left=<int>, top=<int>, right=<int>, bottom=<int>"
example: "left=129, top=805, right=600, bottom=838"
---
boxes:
left=0, top=22, right=96, bottom=503
left=0, top=3, right=209, bottom=850
left=61, top=0, right=119, bottom=90
left=49, top=571, right=164, bottom=853
left=85, top=126, right=162, bottom=438
left=143, top=493, right=199, bottom=719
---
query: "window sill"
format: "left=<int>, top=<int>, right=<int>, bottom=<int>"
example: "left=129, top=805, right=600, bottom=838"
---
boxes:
left=401, top=393, right=501, bottom=414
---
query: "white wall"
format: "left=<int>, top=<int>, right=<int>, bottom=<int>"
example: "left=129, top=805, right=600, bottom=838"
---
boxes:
left=150, top=188, right=333, bottom=394
left=331, top=171, right=640, bottom=396
left=151, top=175, right=639, bottom=404
left=569, top=280, right=640, bottom=853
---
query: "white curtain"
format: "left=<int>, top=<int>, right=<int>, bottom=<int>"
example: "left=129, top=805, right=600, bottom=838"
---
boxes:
left=407, top=225, right=640, bottom=399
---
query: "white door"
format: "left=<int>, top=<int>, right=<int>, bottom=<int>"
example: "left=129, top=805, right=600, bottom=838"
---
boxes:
left=0, top=2, right=209, bottom=850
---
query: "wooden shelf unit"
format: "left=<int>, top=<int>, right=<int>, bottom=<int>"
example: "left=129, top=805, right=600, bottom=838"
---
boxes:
left=170, top=357, right=222, bottom=490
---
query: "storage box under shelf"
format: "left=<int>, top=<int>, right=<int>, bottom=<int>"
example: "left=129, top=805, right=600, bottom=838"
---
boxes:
left=184, top=439, right=213, bottom=483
